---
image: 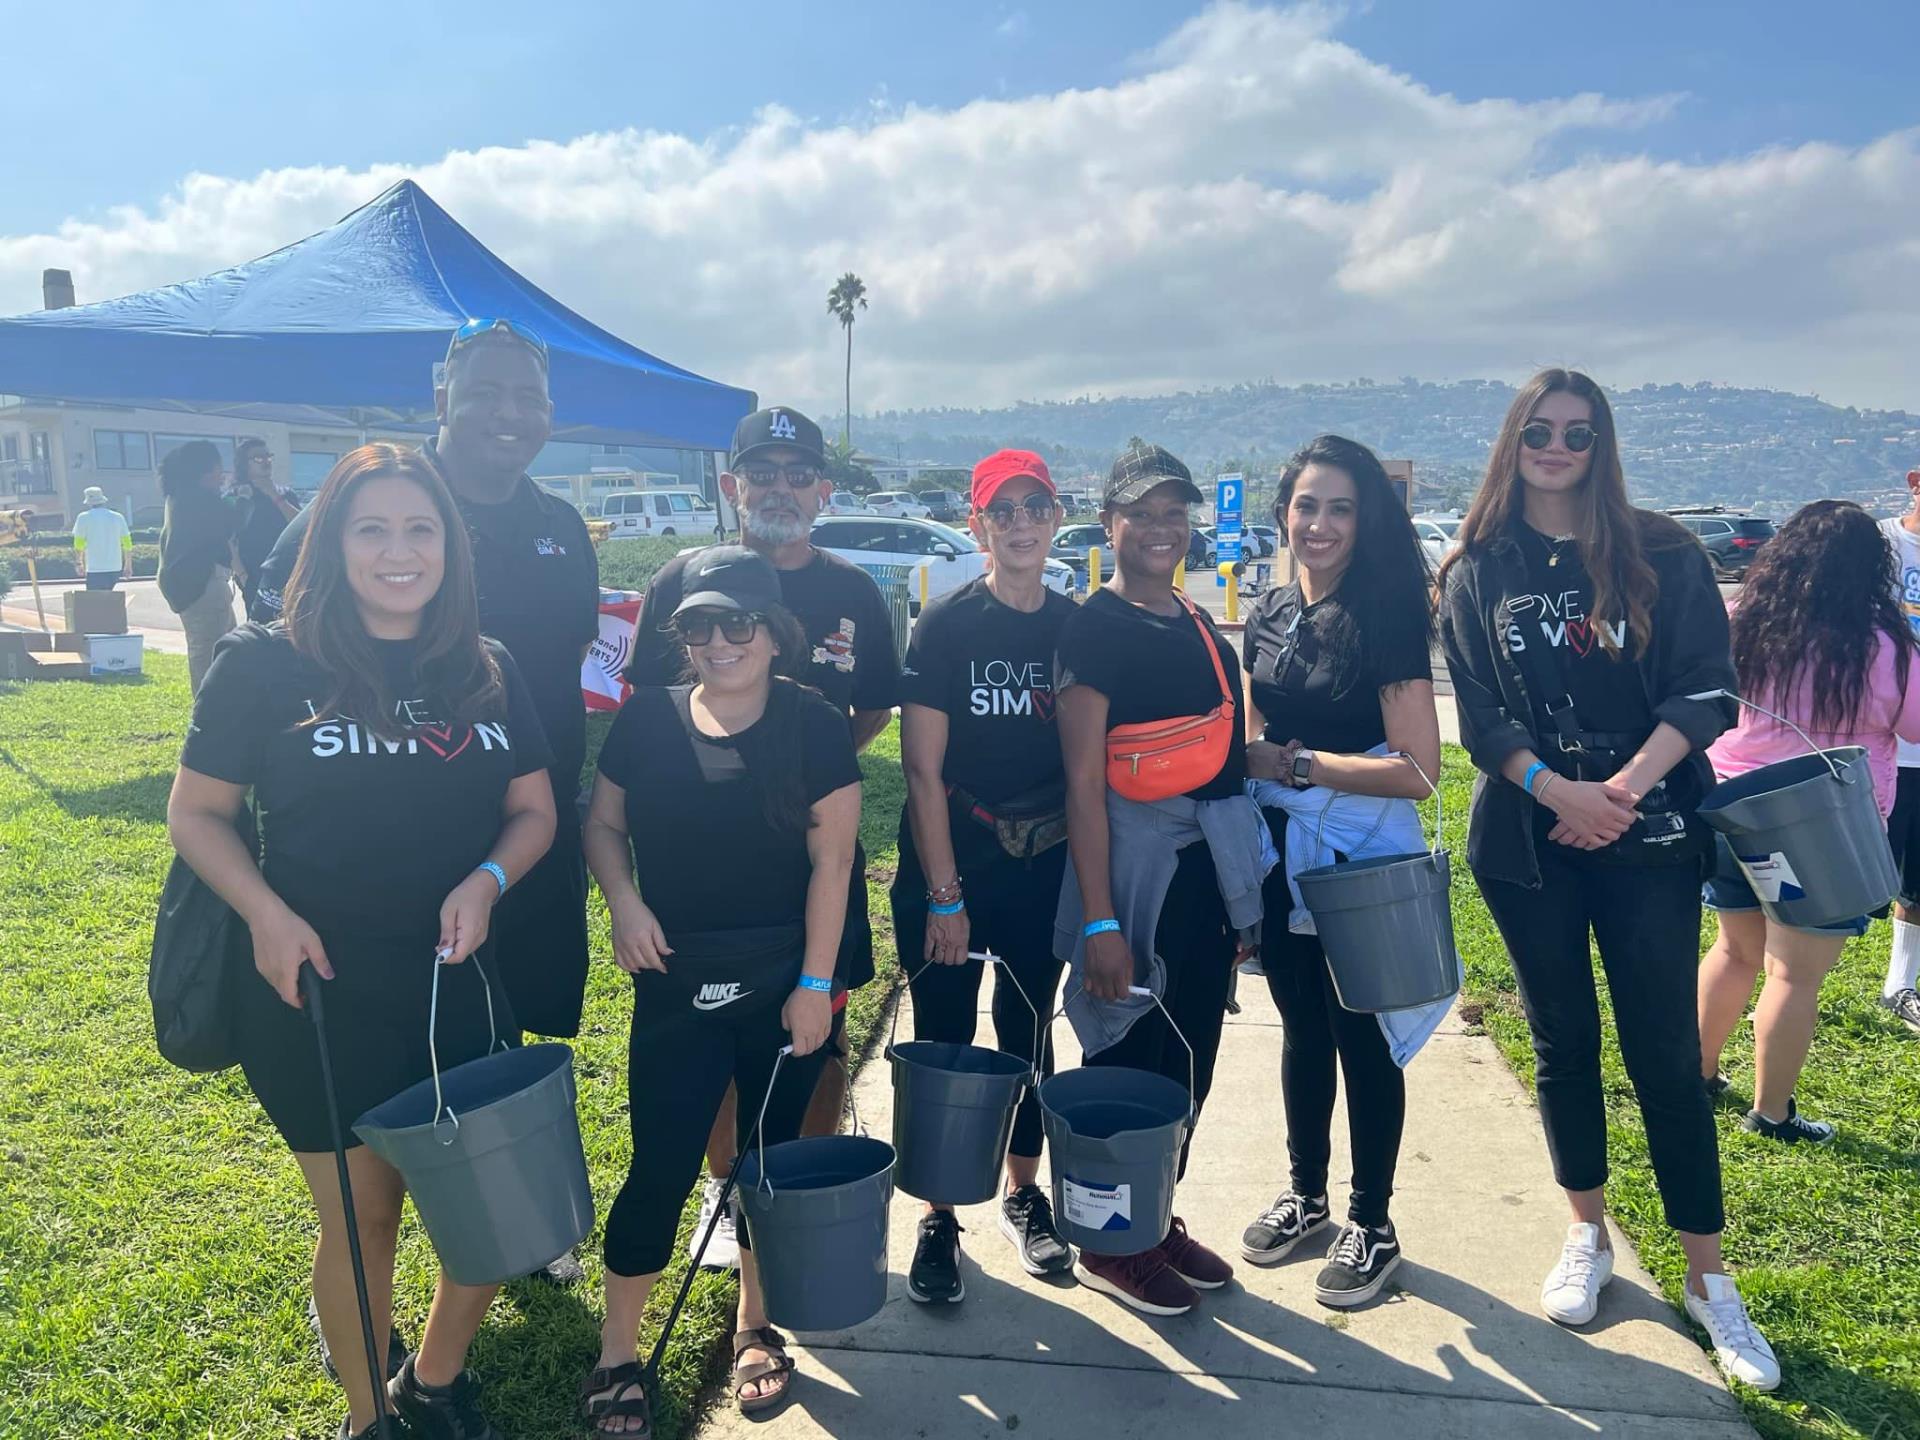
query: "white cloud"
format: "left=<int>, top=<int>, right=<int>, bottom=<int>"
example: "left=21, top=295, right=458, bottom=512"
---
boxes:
left=995, top=9, right=1029, bottom=40
left=1, top=1, right=1916, bottom=414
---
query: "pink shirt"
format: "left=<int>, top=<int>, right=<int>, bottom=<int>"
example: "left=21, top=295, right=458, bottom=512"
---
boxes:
left=1708, top=633, right=1920, bottom=817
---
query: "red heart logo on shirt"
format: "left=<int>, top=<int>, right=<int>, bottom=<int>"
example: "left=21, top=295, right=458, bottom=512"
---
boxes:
left=417, top=725, right=473, bottom=761
left=1035, top=689, right=1056, bottom=722
left=1565, top=619, right=1596, bottom=657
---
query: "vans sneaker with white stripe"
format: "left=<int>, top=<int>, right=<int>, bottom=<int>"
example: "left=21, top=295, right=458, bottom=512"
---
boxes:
left=1313, top=1220, right=1401, bottom=1308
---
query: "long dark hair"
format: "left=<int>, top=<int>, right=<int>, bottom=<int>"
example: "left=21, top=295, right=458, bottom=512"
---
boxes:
left=1275, top=434, right=1434, bottom=695
left=1731, top=500, right=1913, bottom=733
left=1439, top=369, right=1687, bottom=658
left=678, top=605, right=819, bottom=833
left=282, top=443, right=502, bottom=739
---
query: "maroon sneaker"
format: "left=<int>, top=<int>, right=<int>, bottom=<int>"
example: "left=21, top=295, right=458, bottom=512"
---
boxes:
left=1076, top=1246, right=1198, bottom=1316
left=1160, top=1216, right=1234, bottom=1290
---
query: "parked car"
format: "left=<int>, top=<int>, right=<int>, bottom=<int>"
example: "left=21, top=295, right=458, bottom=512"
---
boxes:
left=814, top=516, right=1075, bottom=608
left=1412, top=514, right=1462, bottom=566
left=866, top=491, right=932, bottom=519
left=820, top=492, right=873, bottom=517
left=1050, top=522, right=1109, bottom=578
left=601, top=488, right=720, bottom=538
left=1188, top=527, right=1218, bottom=569
left=918, top=489, right=969, bottom=523
left=1667, top=506, right=1776, bottom=579
left=1244, top=524, right=1279, bottom=559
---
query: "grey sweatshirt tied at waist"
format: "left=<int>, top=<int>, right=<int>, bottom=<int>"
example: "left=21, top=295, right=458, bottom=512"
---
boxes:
left=1053, top=789, right=1271, bottom=1059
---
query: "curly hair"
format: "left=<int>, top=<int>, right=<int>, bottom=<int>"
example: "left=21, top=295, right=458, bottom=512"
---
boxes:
left=1275, top=434, right=1435, bottom=697
left=1730, top=499, right=1913, bottom=733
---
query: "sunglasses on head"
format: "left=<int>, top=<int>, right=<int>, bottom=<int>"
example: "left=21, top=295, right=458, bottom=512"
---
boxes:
left=738, top=463, right=824, bottom=489
left=447, top=317, right=550, bottom=369
left=1521, top=420, right=1597, bottom=453
left=674, top=612, right=764, bottom=646
left=980, top=494, right=1057, bottom=529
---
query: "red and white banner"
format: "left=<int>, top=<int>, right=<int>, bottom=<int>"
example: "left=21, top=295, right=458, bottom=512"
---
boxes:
left=583, top=591, right=645, bottom=713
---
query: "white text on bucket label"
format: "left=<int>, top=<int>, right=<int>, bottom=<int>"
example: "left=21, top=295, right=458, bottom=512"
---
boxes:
left=1062, top=1176, right=1132, bottom=1232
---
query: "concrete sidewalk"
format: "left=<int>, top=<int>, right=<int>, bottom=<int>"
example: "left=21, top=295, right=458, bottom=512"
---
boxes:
left=697, top=979, right=1753, bottom=1439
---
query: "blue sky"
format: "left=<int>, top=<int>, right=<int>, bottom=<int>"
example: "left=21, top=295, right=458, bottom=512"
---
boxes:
left=2, top=2, right=1917, bottom=410
left=6, top=0, right=1913, bottom=233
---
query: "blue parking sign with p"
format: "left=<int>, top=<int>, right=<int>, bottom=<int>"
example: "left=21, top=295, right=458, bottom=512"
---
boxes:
left=1214, top=473, right=1244, bottom=582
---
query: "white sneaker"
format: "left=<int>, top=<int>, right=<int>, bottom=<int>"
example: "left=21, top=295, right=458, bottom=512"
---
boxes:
left=1684, top=1273, right=1780, bottom=1392
left=1540, top=1222, right=1614, bottom=1326
left=688, top=1175, right=740, bottom=1271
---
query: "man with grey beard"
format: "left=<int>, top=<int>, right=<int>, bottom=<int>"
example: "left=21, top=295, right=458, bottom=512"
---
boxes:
left=625, top=404, right=899, bottom=1267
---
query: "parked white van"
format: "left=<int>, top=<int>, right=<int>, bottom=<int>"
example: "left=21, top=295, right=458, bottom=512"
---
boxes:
left=601, top=489, right=719, bottom=538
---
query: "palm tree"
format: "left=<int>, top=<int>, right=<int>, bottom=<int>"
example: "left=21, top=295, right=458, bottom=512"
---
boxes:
left=826, top=272, right=868, bottom=449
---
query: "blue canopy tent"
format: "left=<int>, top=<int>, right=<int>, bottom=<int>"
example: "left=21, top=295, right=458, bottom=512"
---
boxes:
left=0, top=180, right=754, bottom=449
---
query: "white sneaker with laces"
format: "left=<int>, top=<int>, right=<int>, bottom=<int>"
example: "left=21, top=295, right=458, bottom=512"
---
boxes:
left=689, top=1175, right=741, bottom=1270
left=1540, top=1222, right=1614, bottom=1326
left=1685, top=1273, right=1780, bottom=1392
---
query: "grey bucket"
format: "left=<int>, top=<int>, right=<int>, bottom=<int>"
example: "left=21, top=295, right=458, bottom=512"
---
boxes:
left=1699, top=744, right=1896, bottom=928
left=887, top=951, right=1039, bottom=1204
left=1037, top=985, right=1193, bottom=1257
left=736, top=1135, right=896, bottom=1331
left=1292, top=754, right=1459, bottom=1014
left=353, top=958, right=593, bottom=1287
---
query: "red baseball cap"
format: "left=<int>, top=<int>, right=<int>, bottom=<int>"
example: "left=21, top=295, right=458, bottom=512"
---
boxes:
left=971, top=449, right=1056, bottom=512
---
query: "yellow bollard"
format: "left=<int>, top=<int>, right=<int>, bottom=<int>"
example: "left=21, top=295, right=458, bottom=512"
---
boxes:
left=1089, top=545, right=1103, bottom=592
left=918, top=562, right=930, bottom=609
left=1220, top=563, right=1240, bottom=623
left=1174, top=556, right=1186, bottom=591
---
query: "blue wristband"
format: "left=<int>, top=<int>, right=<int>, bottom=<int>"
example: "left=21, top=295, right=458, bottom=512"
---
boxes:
left=795, top=974, right=833, bottom=993
left=1083, top=918, right=1121, bottom=938
left=929, top=898, right=965, bottom=916
left=1521, top=761, right=1548, bottom=798
left=476, top=861, right=508, bottom=897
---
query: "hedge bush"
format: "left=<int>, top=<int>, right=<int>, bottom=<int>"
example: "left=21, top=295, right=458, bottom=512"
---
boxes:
left=0, top=546, right=161, bottom=584
left=595, top=537, right=690, bottom=593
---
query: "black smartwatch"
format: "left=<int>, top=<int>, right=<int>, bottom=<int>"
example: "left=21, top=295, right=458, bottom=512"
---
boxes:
left=1291, top=749, right=1316, bottom=786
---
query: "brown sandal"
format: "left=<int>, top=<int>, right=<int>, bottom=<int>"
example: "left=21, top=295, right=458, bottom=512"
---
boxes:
left=580, top=1360, right=652, bottom=1438
left=732, top=1326, right=795, bottom=1415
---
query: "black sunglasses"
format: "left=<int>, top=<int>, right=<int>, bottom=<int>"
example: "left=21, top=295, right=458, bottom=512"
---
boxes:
left=980, top=494, right=1058, bottom=529
left=1521, top=421, right=1597, bottom=453
left=739, top=464, right=825, bottom=489
left=674, top=613, right=763, bottom=646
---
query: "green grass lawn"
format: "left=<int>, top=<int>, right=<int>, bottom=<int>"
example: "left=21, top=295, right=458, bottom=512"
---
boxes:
left=1, top=662, right=1913, bottom=1438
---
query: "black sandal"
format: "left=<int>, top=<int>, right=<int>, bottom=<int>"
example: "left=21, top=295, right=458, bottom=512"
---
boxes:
left=732, top=1326, right=795, bottom=1415
left=580, top=1360, right=652, bottom=1438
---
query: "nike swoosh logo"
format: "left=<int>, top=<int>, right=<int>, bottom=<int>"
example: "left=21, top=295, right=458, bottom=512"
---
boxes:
left=692, top=990, right=752, bottom=1011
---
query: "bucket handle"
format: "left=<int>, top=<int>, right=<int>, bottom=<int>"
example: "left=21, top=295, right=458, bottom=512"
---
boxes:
left=1304, top=749, right=1443, bottom=862
left=750, top=1045, right=795, bottom=1199
left=646, top=1043, right=793, bottom=1388
left=428, top=947, right=503, bottom=1146
left=1047, top=978, right=1198, bottom=1126
left=889, top=950, right=1045, bottom=1087
left=1686, top=689, right=1852, bottom=785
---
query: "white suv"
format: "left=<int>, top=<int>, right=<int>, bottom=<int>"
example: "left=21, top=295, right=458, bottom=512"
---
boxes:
left=866, top=491, right=932, bottom=519
left=601, top=489, right=718, bottom=538
left=812, top=516, right=1075, bottom=609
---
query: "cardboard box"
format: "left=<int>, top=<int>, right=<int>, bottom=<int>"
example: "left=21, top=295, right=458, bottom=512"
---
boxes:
left=0, top=630, right=93, bottom=681
left=63, top=589, right=128, bottom=636
left=85, top=633, right=144, bottom=676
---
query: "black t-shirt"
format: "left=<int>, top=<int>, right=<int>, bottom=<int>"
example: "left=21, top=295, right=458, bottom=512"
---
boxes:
left=899, top=577, right=1072, bottom=805
left=626, top=547, right=901, bottom=719
left=595, top=683, right=863, bottom=939
left=180, top=624, right=552, bottom=939
left=1243, top=582, right=1432, bottom=753
left=250, top=446, right=600, bottom=794
left=1511, top=524, right=1654, bottom=741
left=1054, top=586, right=1247, bottom=800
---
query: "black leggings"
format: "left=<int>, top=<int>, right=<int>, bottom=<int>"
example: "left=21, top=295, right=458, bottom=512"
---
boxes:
left=604, top=966, right=828, bottom=1277
left=1260, top=813, right=1405, bottom=1227
left=1087, top=840, right=1237, bottom=1180
left=893, top=831, right=1068, bottom=1160
left=1476, top=852, right=1725, bottom=1236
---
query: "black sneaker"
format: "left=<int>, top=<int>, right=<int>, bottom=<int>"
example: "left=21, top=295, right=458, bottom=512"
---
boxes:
left=308, top=1294, right=407, bottom=1384
left=1704, top=1072, right=1731, bottom=1102
left=1241, top=1190, right=1330, bottom=1265
left=908, top=1210, right=965, bottom=1304
left=388, top=1355, right=502, bottom=1439
left=336, top=1418, right=399, bottom=1440
left=1742, top=1097, right=1835, bottom=1145
left=1314, top=1220, right=1402, bottom=1309
left=999, top=1184, right=1073, bottom=1276
left=1882, top=987, right=1920, bottom=1035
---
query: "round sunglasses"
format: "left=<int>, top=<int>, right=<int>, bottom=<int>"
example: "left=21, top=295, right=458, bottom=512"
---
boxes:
left=1521, top=420, right=1597, bottom=453
left=979, top=494, right=1058, bottom=529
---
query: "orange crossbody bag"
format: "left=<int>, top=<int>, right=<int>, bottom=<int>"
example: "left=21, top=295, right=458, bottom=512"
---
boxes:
left=1104, top=592, right=1236, bottom=802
